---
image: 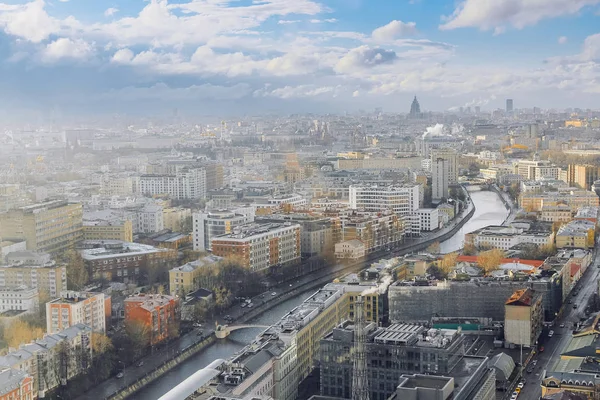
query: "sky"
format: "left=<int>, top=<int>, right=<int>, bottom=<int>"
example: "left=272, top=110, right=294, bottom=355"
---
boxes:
left=0, top=0, right=599, bottom=117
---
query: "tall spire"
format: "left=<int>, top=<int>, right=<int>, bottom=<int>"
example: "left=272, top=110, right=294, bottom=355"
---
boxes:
left=409, top=96, right=421, bottom=119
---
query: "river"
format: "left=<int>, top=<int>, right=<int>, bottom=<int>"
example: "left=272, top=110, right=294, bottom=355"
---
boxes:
left=135, top=289, right=319, bottom=399
left=439, top=188, right=510, bottom=254
left=135, top=188, right=508, bottom=399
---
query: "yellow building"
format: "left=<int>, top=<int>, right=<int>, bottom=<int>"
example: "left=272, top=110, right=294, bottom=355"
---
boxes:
left=565, top=119, right=583, bottom=128
left=568, top=164, right=600, bottom=190
left=519, top=190, right=599, bottom=213
left=0, top=263, right=67, bottom=298
left=163, top=207, right=192, bottom=232
left=504, top=288, right=543, bottom=348
left=169, top=255, right=222, bottom=296
left=0, top=200, right=83, bottom=253
left=555, top=220, right=595, bottom=249
left=83, top=219, right=133, bottom=242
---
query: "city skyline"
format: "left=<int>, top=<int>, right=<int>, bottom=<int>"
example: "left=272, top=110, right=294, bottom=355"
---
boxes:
left=0, top=0, right=598, bottom=117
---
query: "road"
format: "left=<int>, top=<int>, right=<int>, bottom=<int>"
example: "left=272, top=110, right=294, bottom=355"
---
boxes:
left=515, top=246, right=600, bottom=400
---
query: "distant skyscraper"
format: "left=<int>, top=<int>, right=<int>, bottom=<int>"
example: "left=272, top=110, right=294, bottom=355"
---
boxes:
left=506, top=99, right=514, bottom=113
left=409, top=96, right=422, bottom=119
left=475, top=106, right=481, bottom=114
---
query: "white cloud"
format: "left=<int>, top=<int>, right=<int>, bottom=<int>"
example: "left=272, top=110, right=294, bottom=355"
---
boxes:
left=0, top=0, right=60, bottom=43
left=278, top=20, right=300, bottom=24
left=372, top=20, right=417, bottom=42
left=310, top=18, right=337, bottom=23
left=257, top=84, right=342, bottom=99
left=111, top=48, right=134, bottom=63
left=558, top=36, right=568, bottom=44
left=335, top=46, right=397, bottom=73
left=103, top=82, right=252, bottom=101
left=441, top=0, right=600, bottom=32
left=40, top=38, right=93, bottom=63
left=104, top=7, right=119, bottom=17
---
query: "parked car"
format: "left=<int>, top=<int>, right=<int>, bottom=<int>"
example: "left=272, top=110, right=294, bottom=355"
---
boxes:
left=559, top=323, right=565, bottom=328
left=271, top=292, right=277, bottom=296
left=117, top=372, right=124, bottom=379
left=548, top=330, right=554, bottom=337
left=137, top=361, right=144, bottom=367
left=517, top=382, right=524, bottom=389
left=510, top=391, right=518, bottom=400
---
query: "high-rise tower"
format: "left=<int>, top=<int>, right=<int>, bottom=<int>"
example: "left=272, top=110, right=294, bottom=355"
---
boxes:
left=409, top=96, right=422, bottom=119
left=352, top=295, right=369, bottom=400
left=506, top=99, right=514, bottom=113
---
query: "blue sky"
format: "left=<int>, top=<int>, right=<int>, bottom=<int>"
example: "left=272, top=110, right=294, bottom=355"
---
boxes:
left=0, top=0, right=599, bottom=117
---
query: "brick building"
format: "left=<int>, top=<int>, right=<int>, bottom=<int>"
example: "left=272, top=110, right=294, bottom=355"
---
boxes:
left=124, top=294, right=180, bottom=345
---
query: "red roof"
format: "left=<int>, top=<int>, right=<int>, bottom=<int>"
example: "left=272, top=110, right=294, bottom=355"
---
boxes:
left=570, top=264, right=581, bottom=278
left=456, top=255, right=544, bottom=268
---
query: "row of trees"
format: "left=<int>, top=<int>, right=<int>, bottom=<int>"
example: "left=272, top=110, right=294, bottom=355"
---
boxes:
left=427, top=248, right=506, bottom=280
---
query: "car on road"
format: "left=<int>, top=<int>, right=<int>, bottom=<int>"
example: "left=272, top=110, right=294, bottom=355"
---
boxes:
left=117, top=372, right=124, bottom=379
left=526, top=367, right=534, bottom=374
left=548, top=330, right=554, bottom=337
left=271, top=292, right=277, bottom=296
left=510, top=391, right=518, bottom=400
left=559, top=323, right=565, bottom=328
left=532, top=360, right=538, bottom=366
left=517, top=382, right=524, bottom=389
left=241, top=303, right=246, bottom=308
left=573, top=304, right=578, bottom=309
left=137, top=361, right=144, bottom=367
left=539, top=346, right=544, bottom=352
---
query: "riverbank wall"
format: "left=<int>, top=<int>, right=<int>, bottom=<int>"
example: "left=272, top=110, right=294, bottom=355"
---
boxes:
left=107, top=336, right=216, bottom=400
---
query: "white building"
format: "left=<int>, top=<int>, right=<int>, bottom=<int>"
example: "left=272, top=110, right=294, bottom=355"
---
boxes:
left=192, top=208, right=255, bottom=251
left=334, top=239, right=366, bottom=259
left=138, top=167, right=206, bottom=200
left=465, top=225, right=555, bottom=250
left=420, top=158, right=432, bottom=172
left=46, top=291, right=107, bottom=334
left=136, top=204, right=164, bottom=233
left=431, top=157, right=449, bottom=202
left=349, top=185, right=419, bottom=216
left=430, top=148, right=458, bottom=184
left=414, top=208, right=440, bottom=232
left=0, top=286, right=39, bottom=314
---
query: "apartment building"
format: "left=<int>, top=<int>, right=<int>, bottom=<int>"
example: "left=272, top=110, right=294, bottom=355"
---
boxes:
left=192, top=209, right=254, bottom=251
left=519, top=189, right=599, bottom=212
left=0, top=255, right=67, bottom=298
left=0, top=200, right=83, bottom=253
left=100, top=175, right=135, bottom=196
left=0, top=368, right=34, bottom=400
left=556, top=220, right=596, bottom=249
left=82, top=219, right=133, bottom=242
left=415, top=208, right=440, bottom=231
left=465, top=225, right=555, bottom=250
left=138, top=167, right=206, bottom=200
left=540, top=205, right=573, bottom=223
left=432, top=157, right=449, bottom=202
left=349, top=184, right=420, bottom=216
left=169, top=255, right=222, bottom=296
left=431, top=148, right=458, bottom=184
left=334, top=239, right=366, bottom=260
left=504, top=288, right=543, bottom=348
left=79, top=240, right=177, bottom=283
left=568, top=164, right=600, bottom=190
left=124, top=294, right=180, bottom=345
left=341, top=210, right=405, bottom=253
left=0, top=286, right=38, bottom=315
left=135, top=204, right=164, bottom=233
left=0, top=324, right=92, bottom=398
left=163, top=207, right=192, bottom=232
left=46, top=291, right=108, bottom=334
left=211, top=222, right=301, bottom=272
